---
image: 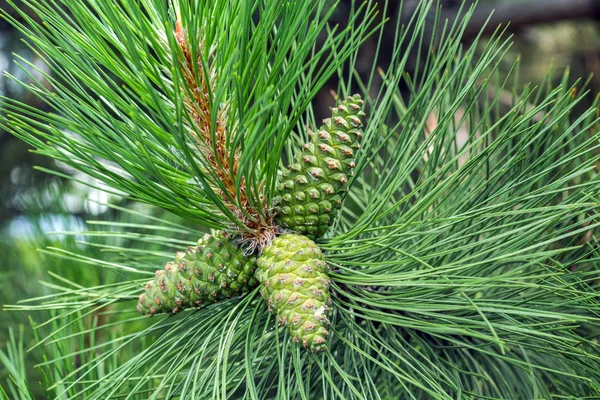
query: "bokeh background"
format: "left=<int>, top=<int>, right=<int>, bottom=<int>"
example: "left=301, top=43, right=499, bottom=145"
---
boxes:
left=0, top=0, right=599, bottom=397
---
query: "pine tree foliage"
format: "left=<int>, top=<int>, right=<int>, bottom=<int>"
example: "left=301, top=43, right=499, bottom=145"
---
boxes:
left=1, top=0, right=378, bottom=236
left=1, top=0, right=600, bottom=399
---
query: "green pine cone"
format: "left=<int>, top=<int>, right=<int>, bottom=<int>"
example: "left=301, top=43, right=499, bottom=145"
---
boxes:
left=137, top=232, right=258, bottom=316
left=275, top=94, right=365, bottom=239
left=256, top=234, right=332, bottom=352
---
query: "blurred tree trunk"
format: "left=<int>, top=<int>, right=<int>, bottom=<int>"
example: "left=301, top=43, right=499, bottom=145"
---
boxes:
left=444, top=0, right=600, bottom=39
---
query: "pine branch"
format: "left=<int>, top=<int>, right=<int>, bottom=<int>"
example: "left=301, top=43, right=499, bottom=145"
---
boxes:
left=0, top=0, right=379, bottom=233
left=171, top=19, right=273, bottom=239
left=1, top=0, right=599, bottom=399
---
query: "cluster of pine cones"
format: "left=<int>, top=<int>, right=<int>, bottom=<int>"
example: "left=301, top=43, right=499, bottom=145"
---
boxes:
left=138, top=94, right=365, bottom=352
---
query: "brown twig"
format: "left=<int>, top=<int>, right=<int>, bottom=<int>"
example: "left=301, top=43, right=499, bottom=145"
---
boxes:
left=174, top=22, right=276, bottom=249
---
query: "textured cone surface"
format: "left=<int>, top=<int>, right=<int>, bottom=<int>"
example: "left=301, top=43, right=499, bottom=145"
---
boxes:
left=138, top=232, right=257, bottom=316
left=275, top=94, right=365, bottom=239
left=256, top=234, right=332, bottom=352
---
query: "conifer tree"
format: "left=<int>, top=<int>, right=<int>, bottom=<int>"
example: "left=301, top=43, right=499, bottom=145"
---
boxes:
left=1, top=0, right=600, bottom=398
